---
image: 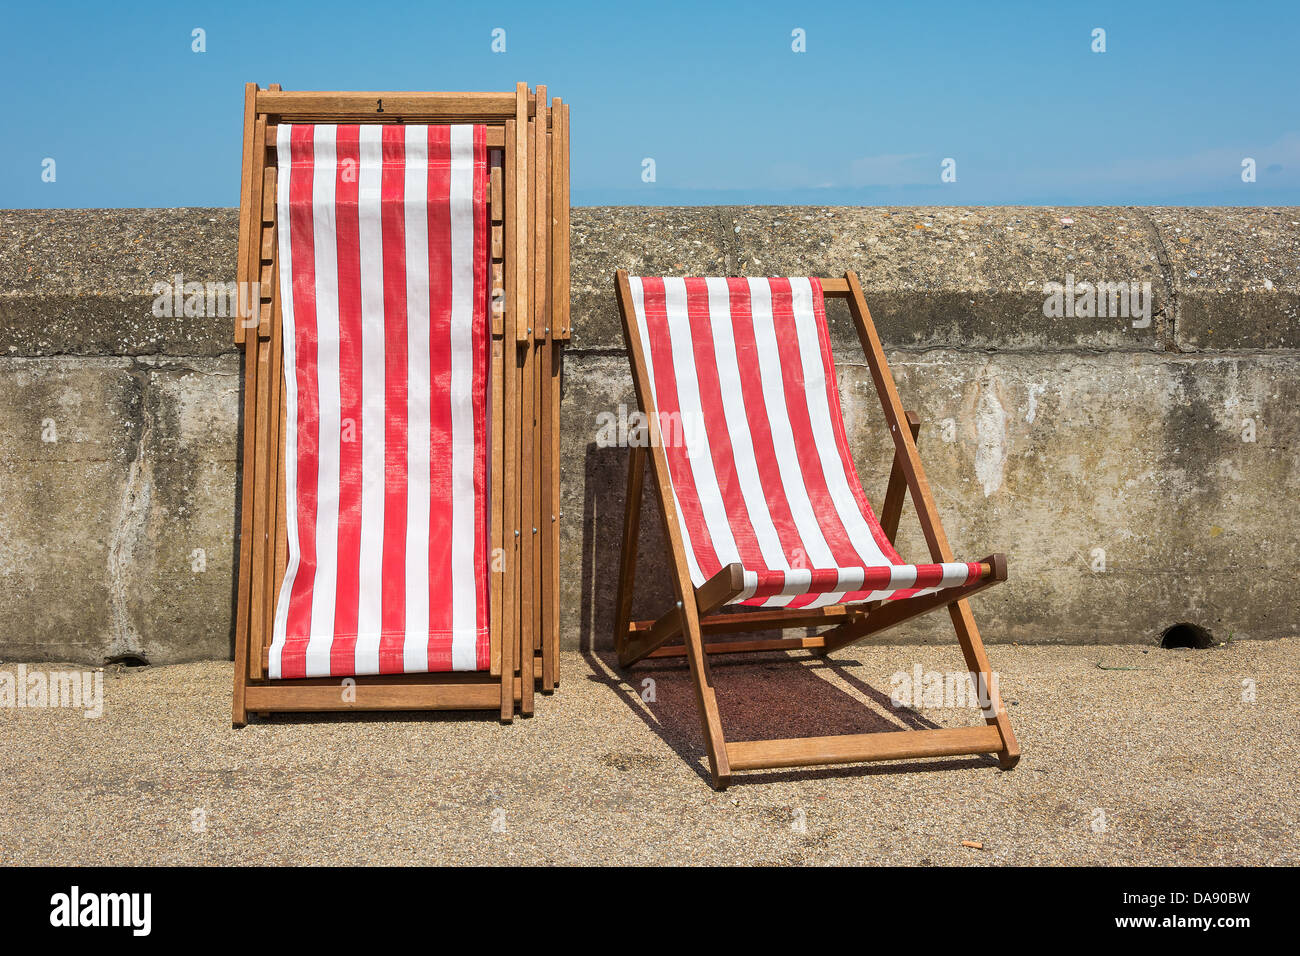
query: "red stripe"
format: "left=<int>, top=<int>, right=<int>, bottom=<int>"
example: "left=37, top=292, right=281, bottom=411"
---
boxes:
left=330, top=125, right=363, bottom=675
left=725, top=278, right=805, bottom=599
left=472, top=126, right=491, bottom=669
left=683, top=278, right=768, bottom=576
left=281, top=126, right=319, bottom=680
left=426, top=126, right=454, bottom=672
left=810, top=278, right=901, bottom=563
left=638, top=278, right=722, bottom=580
left=767, top=278, right=863, bottom=607
left=377, top=125, right=408, bottom=673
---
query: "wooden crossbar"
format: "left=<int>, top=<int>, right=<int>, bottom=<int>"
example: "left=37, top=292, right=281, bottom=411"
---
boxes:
left=726, top=725, right=1004, bottom=772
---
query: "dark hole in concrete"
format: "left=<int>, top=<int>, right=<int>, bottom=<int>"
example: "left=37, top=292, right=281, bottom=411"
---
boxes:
left=1159, top=623, right=1215, bottom=650
left=104, top=654, right=150, bottom=667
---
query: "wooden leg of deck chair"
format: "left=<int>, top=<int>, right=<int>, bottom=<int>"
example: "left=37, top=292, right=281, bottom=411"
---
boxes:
left=232, top=333, right=258, bottom=728
left=680, top=598, right=732, bottom=789
left=950, top=600, right=1020, bottom=768
left=613, top=445, right=645, bottom=662
left=548, top=95, right=569, bottom=688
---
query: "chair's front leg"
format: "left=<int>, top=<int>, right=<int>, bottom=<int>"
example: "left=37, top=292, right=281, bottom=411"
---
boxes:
left=878, top=409, right=921, bottom=545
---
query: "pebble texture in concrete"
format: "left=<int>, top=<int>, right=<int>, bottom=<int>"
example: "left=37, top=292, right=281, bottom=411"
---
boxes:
left=0, top=642, right=1294, bottom=864
left=1, top=207, right=1296, bottom=665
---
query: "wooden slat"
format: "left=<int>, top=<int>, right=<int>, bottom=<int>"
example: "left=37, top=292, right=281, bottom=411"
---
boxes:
left=234, top=83, right=258, bottom=346
left=261, top=167, right=275, bottom=222
left=245, top=681, right=501, bottom=712
left=502, top=117, right=523, bottom=714
left=258, top=257, right=285, bottom=678
left=256, top=90, right=520, bottom=116
left=493, top=334, right=511, bottom=713
left=532, top=86, right=549, bottom=343
left=550, top=99, right=568, bottom=681
left=531, top=87, right=553, bottom=692
left=490, top=170, right=503, bottom=220
left=726, top=725, right=1004, bottom=772
left=512, top=83, right=530, bottom=342
left=648, top=635, right=826, bottom=659
left=553, top=101, right=572, bottom=338
left=246, top=333, right=273, bottom=680
left=631, top=603, right=855, bottom=636
left=262, top=121, right=503, bottom=147
left=519, top=334, right=537, bottom=708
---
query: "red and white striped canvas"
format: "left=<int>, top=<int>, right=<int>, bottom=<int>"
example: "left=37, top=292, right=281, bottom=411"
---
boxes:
left=627, top=276, right=983, bottom=609
left=269, top=124, right=490, bottom=680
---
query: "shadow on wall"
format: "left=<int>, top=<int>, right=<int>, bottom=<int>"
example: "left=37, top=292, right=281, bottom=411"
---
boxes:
left=577, top=440, right=674, bottom=654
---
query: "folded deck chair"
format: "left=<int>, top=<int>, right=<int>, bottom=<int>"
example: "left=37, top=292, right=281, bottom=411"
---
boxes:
left=231, top=84, right=568, bottom=725
left=612, top=270, right=1019, bottom=788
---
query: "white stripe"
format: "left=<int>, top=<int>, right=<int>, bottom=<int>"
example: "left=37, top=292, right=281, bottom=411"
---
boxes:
left=303, top=126, right=340, bottom=678
left=402, top=125, right=432, bottom=673
left=890, top=565, right=918, bottom=590
left=629, top=277, right=704, bottom=587
left=353, top=125, right=386, bottom=674
left=269, top=123, right=299, bottom=680
left=449, top=125, right=478, bottom=671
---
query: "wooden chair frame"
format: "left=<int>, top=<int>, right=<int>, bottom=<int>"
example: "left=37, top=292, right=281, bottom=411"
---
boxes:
left=231, top=84, right=568, bottom=726
left=612, top=269, right=1020, bottom=788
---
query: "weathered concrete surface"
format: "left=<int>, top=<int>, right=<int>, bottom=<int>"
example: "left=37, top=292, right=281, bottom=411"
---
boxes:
left=0, top=207, right=1297, bottom=665
left=0, top=209, right=240, bottom=357
left=2, top=643, right=1297, bottom=864
left=0, top=356, right=238, bottom=664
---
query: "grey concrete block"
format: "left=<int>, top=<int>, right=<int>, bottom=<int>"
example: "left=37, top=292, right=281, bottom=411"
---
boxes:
left=1145, top=207, right=1300, bottom=350
left=0, top=356, right=238, bottom=665
left=0, top=209, right=240, bottom=357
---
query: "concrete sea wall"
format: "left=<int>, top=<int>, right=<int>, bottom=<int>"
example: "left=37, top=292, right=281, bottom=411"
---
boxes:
left=1, top=206, right=1296, bottom=664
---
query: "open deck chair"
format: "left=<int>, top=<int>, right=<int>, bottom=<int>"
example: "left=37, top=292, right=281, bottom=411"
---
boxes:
left=612, top=271, right=1020, bottom=788
left=230, top=84, right=568, bottom=725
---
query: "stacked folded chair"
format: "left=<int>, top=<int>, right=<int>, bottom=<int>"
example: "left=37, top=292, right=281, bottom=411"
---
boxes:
left=231, top=83, right=569, bottom=725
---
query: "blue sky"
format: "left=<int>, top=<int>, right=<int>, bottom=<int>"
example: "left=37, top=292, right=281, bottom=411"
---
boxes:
left=2, top=0, right=1297, bottom=207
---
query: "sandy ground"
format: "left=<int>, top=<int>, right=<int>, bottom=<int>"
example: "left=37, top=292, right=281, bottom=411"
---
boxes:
left=1, top=639, right=1296, bottom=866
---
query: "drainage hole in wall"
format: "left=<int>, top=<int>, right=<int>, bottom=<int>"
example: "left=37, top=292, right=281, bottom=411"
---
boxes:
left=104, top=654, right=150, bottom=667
left=1158, top=622, right=1215, bottom=650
